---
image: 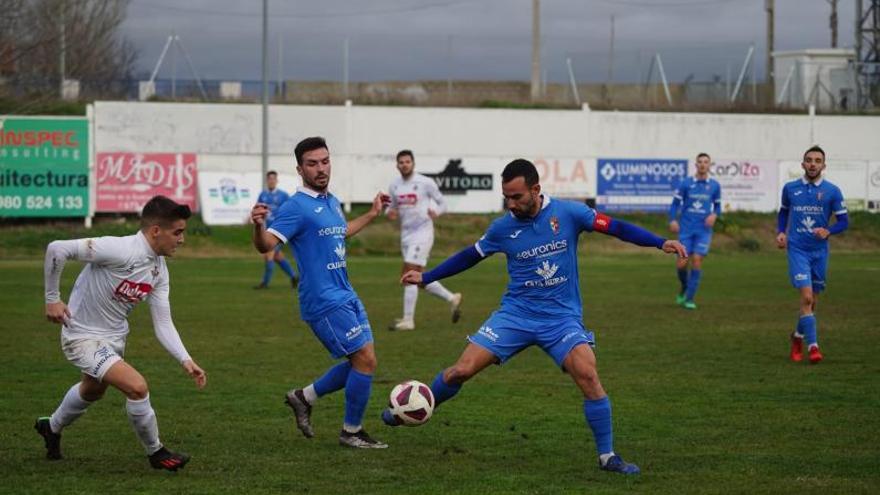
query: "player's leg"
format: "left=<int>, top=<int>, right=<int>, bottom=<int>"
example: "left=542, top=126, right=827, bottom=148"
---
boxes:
left=787, top=247, right=814, bottom=362
left=35, top=375, right=108, bottom=460
left=675, top=233, right=695, bottom=305
left=255, top=250, right=274, bottom=289
left=286, top=360, right=352, bottom=438
left=683, top=232, right=711, bottom=309
left=391, top=259, right=422, bottom=331
left=804, top=250, right=827, bottom=363
left=338, top=342, right=387, bottom=448
left=273, top=246, right=298, bottom=287
left=101, top=360, right=189, bottom=470
left=417, top=238, right=463, bottom=322
left=563, top=345, right=639, bottom=475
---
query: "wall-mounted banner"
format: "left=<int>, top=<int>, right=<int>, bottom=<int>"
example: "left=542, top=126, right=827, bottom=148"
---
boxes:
left=531, top=157, right=597, bottom=198
left=423, top=158, right=494, bottom=195
left=96, top=152, right=198, bottom=213
left=868, top=162, right=880, bottom=211
left=198, top=171, right=261, bottom=225
left=421, top=157, right=503, bottom=213
left=596, top=158, right=686, bottom=212
left=779, top=160, right=867, bottom=211
left=0, top=117, right=89, bottom=217
left=697, top=159, right=779, bottom=212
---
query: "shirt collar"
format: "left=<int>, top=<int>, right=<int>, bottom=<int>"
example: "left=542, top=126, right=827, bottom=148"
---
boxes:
left=136, top=231, right=158, bottom=259
left=801, top=177, right=823, bottom=187
left=297, top=186, right=329, bottom=198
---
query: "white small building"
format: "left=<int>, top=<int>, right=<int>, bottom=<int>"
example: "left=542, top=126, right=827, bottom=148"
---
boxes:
left=773, top=49, right=856, bottom=111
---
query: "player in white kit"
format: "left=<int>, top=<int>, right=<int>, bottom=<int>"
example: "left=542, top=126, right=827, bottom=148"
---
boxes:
left=386, top=150, right=462, bottom=331
left=35, top=195, right=206, bottom=471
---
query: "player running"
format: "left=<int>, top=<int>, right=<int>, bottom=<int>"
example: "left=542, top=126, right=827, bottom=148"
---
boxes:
left=254, top=170, right=298, bottom=289
left=36, top=195, right=206, bottom=471
left=382, top=159, right=687, bottom=475
left=776, top=145, right=848, bottom=364
left=251, top=136, right=391, bottom=449
left=386, top=149, right=463, bottom=331
left=668, top=152, right=721, bottom=310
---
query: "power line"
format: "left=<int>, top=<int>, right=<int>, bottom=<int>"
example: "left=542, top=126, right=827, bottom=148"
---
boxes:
left=131, top=0, right=482, bottom=19
left=590, top=0, right=741, bottom=6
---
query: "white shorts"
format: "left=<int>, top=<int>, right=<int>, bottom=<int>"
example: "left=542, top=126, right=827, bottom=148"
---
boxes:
left=61, top=335, right=126, bottom=381
left=401, top=239, right=433, bottom=267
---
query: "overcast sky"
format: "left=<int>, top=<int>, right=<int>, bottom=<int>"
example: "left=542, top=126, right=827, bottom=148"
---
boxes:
left=123, top=0, right=857, bottom=84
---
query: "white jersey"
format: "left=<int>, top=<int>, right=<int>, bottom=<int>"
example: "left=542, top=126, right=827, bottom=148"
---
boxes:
left=389, top=172, right=446, bottom=243
left=44, top=231, right=191, bottom=363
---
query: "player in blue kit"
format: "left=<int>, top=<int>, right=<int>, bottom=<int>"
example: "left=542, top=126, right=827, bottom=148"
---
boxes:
left=776, top=145, right=848, bottom=364
left=251, top=137, right=391, bottom=448
left=382, top=159, right=687, bottom=475
left=668, top=152, right=721, bottom=310
left=253, top=170, right=298, bottom=289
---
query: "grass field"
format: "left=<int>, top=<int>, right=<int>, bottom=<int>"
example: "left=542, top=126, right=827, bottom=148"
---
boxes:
left=1, top=226, right=879, bottom=494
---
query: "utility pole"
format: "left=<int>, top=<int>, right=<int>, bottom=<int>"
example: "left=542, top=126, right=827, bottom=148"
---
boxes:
left=765, top=0, right=775, bottom=102
left=530, top=0, right=541, bottom=101
left=261, top=0, right=269, bottom=188
left=59, top=2, right=65, bottom=97
left=606, top=14, right=615, bottom=103
left=829, top=0, right=839, bottom=48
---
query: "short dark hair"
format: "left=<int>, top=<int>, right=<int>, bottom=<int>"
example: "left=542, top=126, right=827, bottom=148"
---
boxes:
left=294, top=137, right=329, bottom=165
left=141, top=195, right=191, bottom=228
left=804, top=145, right=825, bottom=161
left=502, top=159, right=539, bottom=187
left=396, top=149, right=414, bottom=162
left=267, top=170, right=278, bottom=178
left=696, top=152, right=711, bottom=160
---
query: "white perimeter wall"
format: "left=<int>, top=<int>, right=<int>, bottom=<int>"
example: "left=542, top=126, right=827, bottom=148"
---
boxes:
left=94, top=101, right=880, bottom=212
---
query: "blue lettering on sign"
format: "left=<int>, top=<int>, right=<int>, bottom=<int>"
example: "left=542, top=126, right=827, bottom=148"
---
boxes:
left=596, top=158, right=687, bottom=213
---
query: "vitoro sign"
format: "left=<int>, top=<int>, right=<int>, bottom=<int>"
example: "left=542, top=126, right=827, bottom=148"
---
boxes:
left=423, top=159, right=493, bottom=195
left=0, top=117, right=89, bottom=217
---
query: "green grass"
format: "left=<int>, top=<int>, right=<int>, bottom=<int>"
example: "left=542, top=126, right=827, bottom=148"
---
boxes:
left=1, top=248, right=879, bottom=494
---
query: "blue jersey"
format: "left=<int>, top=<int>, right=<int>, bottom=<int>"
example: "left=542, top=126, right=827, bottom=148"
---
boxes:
left=669, top=177, right=721, bottom=233
left=780, top=178, right=847, bottom=252
left=267, top=188, right=356, bottom=319
left=258, top=188, right=290, bottom=223
left=475, top=196, right=598, bottom=320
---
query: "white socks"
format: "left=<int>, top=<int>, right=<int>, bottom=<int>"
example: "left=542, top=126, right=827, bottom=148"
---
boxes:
left=425, top=281, right=454, bottom=302
left=302, top=384, right=318, bottom=404
left=49, top=383, right=93, bottom=434
left=126, top=395, right=162, bottom=455
left=599, top=452, right=616, bottom=466
left=403, top=284, right=418, bottom=320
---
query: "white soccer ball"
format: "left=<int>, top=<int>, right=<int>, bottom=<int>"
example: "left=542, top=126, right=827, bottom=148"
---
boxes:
left=388, top=380, right=434, bottom=426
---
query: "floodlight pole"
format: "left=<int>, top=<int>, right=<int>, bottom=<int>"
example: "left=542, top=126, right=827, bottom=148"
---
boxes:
left=731, top=44, right=755, bottom=103
left=261, top=0, right=269, bottom=189
left=566, top=57, right=581, bottom=106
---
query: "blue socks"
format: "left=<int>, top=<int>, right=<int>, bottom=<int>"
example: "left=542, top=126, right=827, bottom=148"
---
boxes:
left=314, top=361, right=352, bottom=397
left=261, top=261, right=274, bottom=286
left=277, top=259, right=297, bottom=280
left=343, top=369, right=373, bottom=430
left=430, top=371, right=462, bottom=407
left=584, top=397, right=614, bottom=456
left=686, top=269, right=702, bottom=301
left=799, top=314, right=818, bottom=347
left=677, top=268, right=689, bottom=294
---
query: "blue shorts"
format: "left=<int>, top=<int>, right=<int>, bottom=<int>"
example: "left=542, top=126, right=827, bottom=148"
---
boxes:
left=468, top=310, right=595, bottom=368
left=305, top=299, right=373, bottom=359
left=679, top=230, right=713, bottom=257
left=787, top=246, right=827, bottom=293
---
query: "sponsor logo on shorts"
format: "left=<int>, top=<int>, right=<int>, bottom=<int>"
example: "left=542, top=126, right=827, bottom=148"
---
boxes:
left=92, top=346, right=116, bottom=375
left=795, top=273, right=808, bottom=281
left=561, top=331, right=580, bottom=343
left=113, top=280, right=153, bottom=303
left=345, top=324, right=365, bottom=341
left=477, top=325, right=499, bottom=342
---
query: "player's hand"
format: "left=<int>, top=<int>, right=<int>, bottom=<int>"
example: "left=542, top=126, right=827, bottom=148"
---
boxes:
left=400, top=270, right=424, bottom=286
left=428, top=208, right=439, bottom=220
left=370, top=192, right=391, bottom=217
left=46, top=301, right=71, bottom=325
left=705, top=214, right=717, bottom=228
left=251, top=203, right=270, bottom=226
left=661, top=240, right=687, bottom=258
left=813, top=227, right=830, bottom=240
left=775, top=232, right=787, bottom=249
left=182, top=359, right=207, bottom=389
left=386, top=208, right=398, bottom=221
left=669, top=220, right=680, bottom=234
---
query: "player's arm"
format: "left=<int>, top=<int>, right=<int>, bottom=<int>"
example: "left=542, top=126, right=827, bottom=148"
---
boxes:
left=347, top=191, right=391, bottom=238
left=385, top=185, right=398, bottom=220
left=706, top=183, right=721, bottom=228
left=251, top=202, right=280, bottom=253
left=592, top=212, right=687, bottom=257
left=776, top=186, right=790, bottom=248
left=149, top=272, right=206, bottom=389
left=402, top=245, right=485, bottom=286
left=815, top=189, right=849, bottom=239
left=668, top=186, right=683, bottom=233
left=427, top=181, right=447, bottom=218
left=44, top=237, right=125, bottom=324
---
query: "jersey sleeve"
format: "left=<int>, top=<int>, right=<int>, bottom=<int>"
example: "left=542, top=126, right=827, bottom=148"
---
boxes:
left=44, top=236, right=130, bottom=303
left=712, top=181, right=722, bottom=215
left=831, top=186, right=847, bottom=215
left=266, top=199, right=302, bottom=244
left=148, top=261, right=171, bottom=306
left=427, top=179, right=447, bottom=215
left=256, top=191, right=268, bottom=205
left=388, top=182, right=399, bottom=209
left=569, top=201, right=599, bottom=233
left=474, top=220, right=504, bottom=257
left=780, top=183, right=790, bottom=210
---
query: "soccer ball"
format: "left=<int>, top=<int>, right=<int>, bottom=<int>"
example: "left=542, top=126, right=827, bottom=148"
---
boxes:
left=388, top=380, right=434, bottom=426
